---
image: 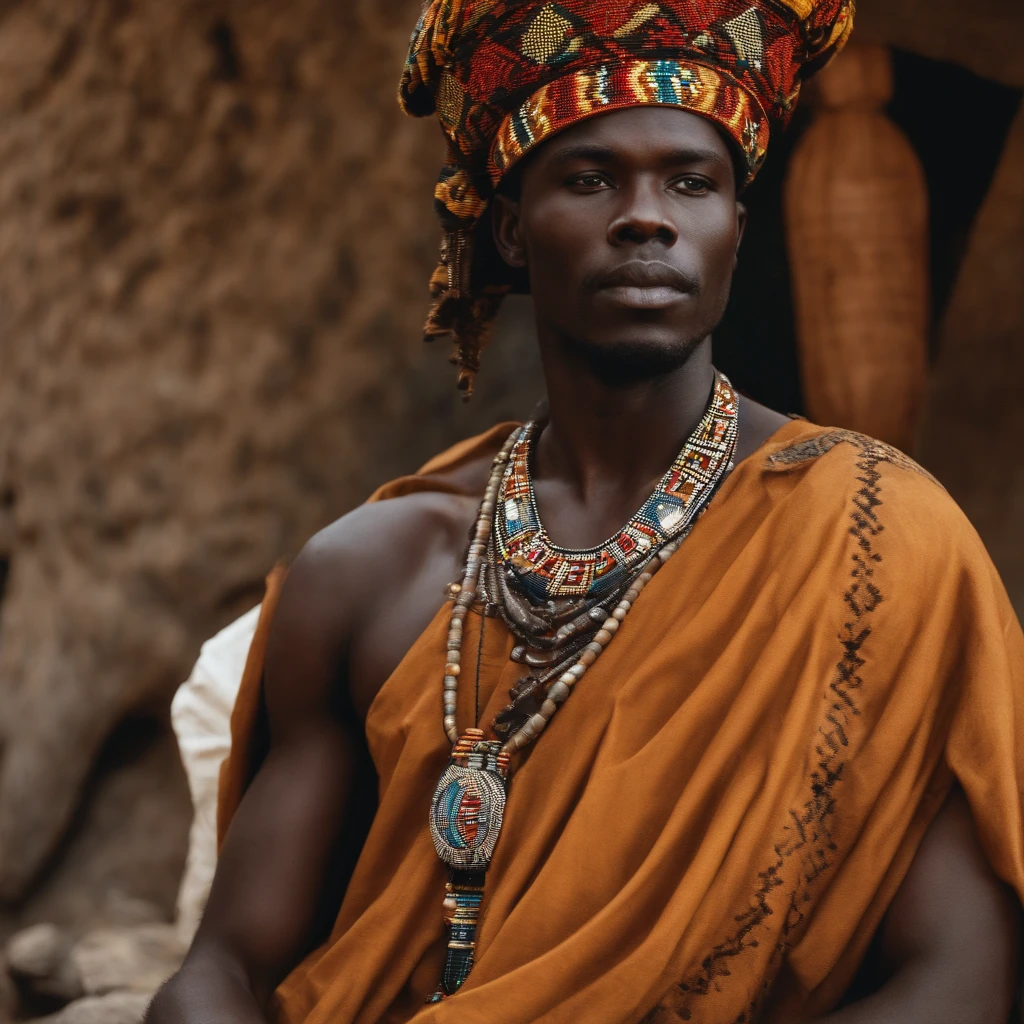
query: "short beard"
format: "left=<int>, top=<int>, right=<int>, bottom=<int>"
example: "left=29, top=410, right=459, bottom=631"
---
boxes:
left=555, top=326, right=709, bottom=387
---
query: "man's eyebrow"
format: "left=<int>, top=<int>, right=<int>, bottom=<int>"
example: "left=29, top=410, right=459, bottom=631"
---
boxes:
left=547, top=142, right=730, bottom=167
left=658, top=147, right=731, bottom=168
left=547, top=143, right=618, bottom=163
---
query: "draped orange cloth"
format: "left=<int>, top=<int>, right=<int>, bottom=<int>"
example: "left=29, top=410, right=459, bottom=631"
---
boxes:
left=218, top=418, right=1024, bottom=1024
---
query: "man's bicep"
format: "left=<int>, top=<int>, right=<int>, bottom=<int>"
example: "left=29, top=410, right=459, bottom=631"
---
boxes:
left=820, top=788, right=1020, bottom=1024
left=878, top=786, right=1020, bottom=1021
left=196, top=717, right=356, bottom=997
left=193, top=540, right=360, bottom=1000
left=262, top=531, right=356, bottom=736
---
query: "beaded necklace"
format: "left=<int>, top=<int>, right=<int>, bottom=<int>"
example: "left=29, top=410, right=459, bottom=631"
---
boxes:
left=426, top=371, right=740, bottom=1002
left=495, top=375, right=740, bottom=603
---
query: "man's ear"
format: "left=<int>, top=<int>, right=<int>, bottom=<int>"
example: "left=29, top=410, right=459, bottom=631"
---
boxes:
left=491, top=193, right=527, bottom=269
left=734, top=202, right=748, bottom=269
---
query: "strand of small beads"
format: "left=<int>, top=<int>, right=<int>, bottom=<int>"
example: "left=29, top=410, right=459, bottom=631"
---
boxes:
left=442, top=428, right=523, bottom=745
left=498, top=532, right=686, bottom=753
left=428, top=429, right=522, bottom=1003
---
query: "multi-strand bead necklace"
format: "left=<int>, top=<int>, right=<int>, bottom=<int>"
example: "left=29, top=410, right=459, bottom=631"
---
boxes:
left=426, top=371, right=740, bottom=1002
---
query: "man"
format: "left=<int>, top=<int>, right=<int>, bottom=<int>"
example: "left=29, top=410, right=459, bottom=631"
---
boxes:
left=148, top=1, right=1024, bottom=1021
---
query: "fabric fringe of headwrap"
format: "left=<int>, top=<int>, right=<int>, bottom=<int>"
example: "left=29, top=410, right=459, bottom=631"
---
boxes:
left=423, top=156, right=510, bottom=399
left=425, top=230, right=509, bottom=399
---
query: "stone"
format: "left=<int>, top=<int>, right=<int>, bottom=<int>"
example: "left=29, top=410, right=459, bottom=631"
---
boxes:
left=3, top=920, right=184, bottom=1019
left=5, top=720, right=190, bottom=940
left=26, top=992, right=152, bottom=1024
left=71, top=923, right=186, bottom=996
left=6, top=924, right=68, bottom=979
left=4, top=924, right=83, bottom=1004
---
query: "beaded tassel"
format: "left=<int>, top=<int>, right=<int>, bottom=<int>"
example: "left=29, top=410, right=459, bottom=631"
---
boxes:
left=427, top=729, right=511, bottom=1001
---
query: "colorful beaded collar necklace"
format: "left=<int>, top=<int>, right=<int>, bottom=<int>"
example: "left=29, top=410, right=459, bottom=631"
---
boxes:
left=426, top=371, right=740, bottom=1003
left=496, top=374, right=743, bottom=603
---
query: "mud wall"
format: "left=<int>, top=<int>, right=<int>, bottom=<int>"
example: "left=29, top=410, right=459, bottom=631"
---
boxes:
left=0, top=0, right=539, bottom=933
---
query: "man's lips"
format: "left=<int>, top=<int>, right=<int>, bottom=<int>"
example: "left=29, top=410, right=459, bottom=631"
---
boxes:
left=600, top=284, right=689, bottom=309
left=593, top=261, right=696, bottom=310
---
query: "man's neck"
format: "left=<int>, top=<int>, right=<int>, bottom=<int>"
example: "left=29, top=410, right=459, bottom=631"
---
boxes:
left=529, top=335, right=716, bottom=548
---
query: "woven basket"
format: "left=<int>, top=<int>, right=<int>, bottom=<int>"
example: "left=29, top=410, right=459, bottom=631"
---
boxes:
left=784, top=44, right=929, bottom=453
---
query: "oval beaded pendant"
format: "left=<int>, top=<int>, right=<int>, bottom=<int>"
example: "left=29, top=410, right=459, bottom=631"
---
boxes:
left=428, top=730, right=510, bottom=871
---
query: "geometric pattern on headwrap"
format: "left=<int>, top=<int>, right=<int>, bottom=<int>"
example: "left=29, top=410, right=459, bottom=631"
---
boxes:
left=489, top=59, right=771, bottom=185
left=400, top=0, right=855, bottom=394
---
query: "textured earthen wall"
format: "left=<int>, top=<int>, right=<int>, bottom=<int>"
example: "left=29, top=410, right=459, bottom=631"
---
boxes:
left=0, top=0, right=540, bottom=926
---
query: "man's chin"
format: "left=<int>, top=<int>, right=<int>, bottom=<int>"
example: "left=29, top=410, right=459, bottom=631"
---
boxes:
left=558, top=329, right=708, bottom=386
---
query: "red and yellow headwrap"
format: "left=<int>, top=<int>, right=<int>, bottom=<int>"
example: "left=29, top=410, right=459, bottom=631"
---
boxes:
left=399, top=0, right=855, bottom=394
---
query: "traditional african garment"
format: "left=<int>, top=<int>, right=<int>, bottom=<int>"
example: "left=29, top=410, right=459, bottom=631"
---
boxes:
left=219, top=419, right=1024, bottom=1024
left=397, top=0, right=855, bottom=391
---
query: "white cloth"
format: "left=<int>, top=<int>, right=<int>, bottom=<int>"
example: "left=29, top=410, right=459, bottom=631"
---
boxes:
left=170, top=605, right=259, bottom=941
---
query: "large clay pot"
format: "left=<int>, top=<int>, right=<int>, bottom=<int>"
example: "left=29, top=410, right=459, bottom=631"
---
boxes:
left=784, top=44, right=929, bottom=453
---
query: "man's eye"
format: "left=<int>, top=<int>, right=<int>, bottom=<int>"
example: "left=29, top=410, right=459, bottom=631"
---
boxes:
left=675, top=176, right=711, bottom=194
left=571, top=174, right=609, bottom=189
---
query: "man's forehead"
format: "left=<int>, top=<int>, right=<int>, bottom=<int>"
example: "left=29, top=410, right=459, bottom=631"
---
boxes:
left=537, top=107, right=734, bottom=165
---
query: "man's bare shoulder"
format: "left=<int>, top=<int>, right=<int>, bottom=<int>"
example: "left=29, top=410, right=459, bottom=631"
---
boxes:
left=265, top=443, right=497, bottom=716
left=306, top=443, right=496, bottom=582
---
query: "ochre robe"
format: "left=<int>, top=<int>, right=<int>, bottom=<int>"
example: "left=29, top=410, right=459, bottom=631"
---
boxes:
left=218, top=418, right=1024, bottom=1024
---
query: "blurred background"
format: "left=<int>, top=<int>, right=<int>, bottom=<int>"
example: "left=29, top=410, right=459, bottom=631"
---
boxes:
left=0, top=0, right=1020, bottom=1020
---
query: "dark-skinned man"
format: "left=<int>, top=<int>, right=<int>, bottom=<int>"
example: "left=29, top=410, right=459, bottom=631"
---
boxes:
left=147, top=1, right=1024, bottom=1021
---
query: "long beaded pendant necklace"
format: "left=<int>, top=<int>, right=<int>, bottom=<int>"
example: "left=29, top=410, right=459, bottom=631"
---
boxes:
left=426, top=371, right=740, bottom=1002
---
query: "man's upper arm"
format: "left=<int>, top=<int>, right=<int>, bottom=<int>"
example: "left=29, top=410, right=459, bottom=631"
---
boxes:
left=879, top=787, right=1019, bottom=1020
left=823, top=787, right=1020, bottom=1024
left=185, top=529, right=361, bottom=1004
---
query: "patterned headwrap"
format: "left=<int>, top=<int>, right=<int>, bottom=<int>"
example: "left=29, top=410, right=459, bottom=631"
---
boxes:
left=400, top=0, right=855, bottom=394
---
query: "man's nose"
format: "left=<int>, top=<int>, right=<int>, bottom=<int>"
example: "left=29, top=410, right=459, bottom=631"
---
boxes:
left=607, top=181, right=678, bottom=247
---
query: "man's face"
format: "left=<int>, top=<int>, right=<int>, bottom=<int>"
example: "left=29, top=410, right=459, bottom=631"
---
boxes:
left=493, top=106, right=745, bottom=380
